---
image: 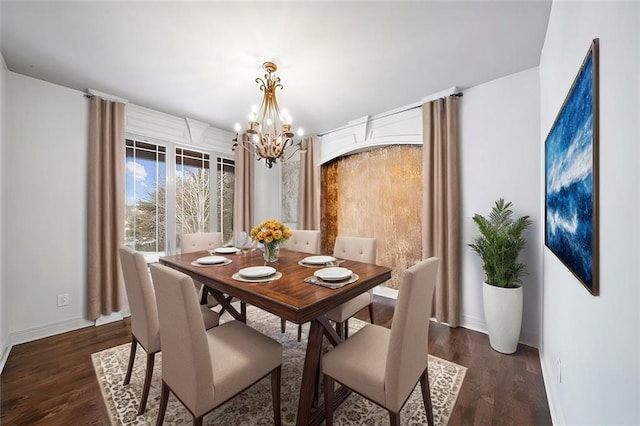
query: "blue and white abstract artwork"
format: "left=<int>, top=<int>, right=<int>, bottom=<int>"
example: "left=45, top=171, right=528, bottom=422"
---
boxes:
left=545, top=40, right=598, bottom=294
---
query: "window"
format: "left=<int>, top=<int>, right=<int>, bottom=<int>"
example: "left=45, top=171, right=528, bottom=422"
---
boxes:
left=175, top=147, right=211, bottom=235
left=125, top=138, right=234, bottom=260
left=125, top=139, right=166, bottom=254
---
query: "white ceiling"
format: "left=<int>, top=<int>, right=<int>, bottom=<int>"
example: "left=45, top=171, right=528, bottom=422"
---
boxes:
left=1, top=1, right=551, bottom=136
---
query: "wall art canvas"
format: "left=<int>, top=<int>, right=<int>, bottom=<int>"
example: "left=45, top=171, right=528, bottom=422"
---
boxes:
left=545, top=39, right=599, bottom=295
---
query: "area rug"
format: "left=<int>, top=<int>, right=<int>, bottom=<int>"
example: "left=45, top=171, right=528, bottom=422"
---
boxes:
left=92, top=307, right=466, bottom=425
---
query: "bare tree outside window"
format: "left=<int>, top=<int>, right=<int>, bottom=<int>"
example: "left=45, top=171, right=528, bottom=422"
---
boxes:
left=176, top=167, right=210, bottom=235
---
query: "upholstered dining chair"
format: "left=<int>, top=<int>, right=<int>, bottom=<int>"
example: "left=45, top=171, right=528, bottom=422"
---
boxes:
left=281, top=229, right=322, bottom=254
left=179, top=231, right=233, bottom=311
left=150, top=263, right=283, bottom=426
left=118, top=246, right=219, bottom=415
left=280, top=229, right=321, bottom=341
left=322, top=257, right=440, bottom=426
left=326, top=236, right=377, bottom=339
left=179, top=231, right=223, bottom=253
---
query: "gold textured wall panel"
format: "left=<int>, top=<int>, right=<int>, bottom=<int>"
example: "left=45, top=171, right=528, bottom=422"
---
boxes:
left=321, top=145, right=422, bottom=289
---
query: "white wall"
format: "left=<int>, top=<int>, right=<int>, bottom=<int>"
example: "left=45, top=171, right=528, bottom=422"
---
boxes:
left=459, top=67, right=542, bottom=347
left=5, top=73, right=93, bottom=343
left=0, top=54, right=9, bottom=369
left=254, top=161, right=283, bottom=225
left=540, top=1, right=639, bottom=424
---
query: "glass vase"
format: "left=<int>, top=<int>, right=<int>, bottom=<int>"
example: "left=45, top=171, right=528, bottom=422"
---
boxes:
left=262, top=241, right=280, bottom=263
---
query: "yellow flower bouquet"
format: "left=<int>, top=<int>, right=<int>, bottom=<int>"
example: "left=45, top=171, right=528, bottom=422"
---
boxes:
left=250, top=219, right=292, bottom=262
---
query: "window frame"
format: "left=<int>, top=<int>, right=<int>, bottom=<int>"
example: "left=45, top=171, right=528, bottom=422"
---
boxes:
left=125, top=133, right=234, bottom=258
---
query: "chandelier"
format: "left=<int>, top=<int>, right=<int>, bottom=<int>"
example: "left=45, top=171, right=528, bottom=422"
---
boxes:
left=233, top=62, right=303, bottom=168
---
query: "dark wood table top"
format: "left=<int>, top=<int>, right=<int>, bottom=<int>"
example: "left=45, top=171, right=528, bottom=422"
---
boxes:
left=159, top=248, right=392, bottom=324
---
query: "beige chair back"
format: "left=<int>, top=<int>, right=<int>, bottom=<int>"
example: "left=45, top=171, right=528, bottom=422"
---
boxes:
left=385, top=257, right=439, bottom=412
left=150, top=263, right=215, bottom=414
left=333, top=236, right=377, bottom=263
left=180, top=232, right=223, bottom=253
left=282, top=230, right=321, bottom=254
left=118, top=246, right=160, bottom=353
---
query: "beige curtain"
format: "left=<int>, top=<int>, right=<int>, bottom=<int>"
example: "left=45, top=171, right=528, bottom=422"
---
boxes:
left=422, top=96, right=460, bottom=327
left=233, top=133, right=255, bottom=233
left=87, top=96, right=126, bottom=320
left=297, top=136, right=320, bottom=230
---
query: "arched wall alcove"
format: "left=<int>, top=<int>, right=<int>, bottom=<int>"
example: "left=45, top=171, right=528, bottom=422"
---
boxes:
left=320, top=144, right=422, bottom=289
left=318, top=107, right=424, bottom=289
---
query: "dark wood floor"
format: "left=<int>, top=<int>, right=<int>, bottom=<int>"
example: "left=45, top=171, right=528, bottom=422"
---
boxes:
left=1, top=296, right=551, bottom=425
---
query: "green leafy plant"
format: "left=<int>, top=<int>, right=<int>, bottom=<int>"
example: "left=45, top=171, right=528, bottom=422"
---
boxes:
left=469, top=199, right=533, bottom=288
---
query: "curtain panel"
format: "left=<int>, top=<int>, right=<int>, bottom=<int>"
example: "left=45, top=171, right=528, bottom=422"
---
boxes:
left=422, top=96, right=461, bottom=327
left=87, top=96, right=126, bottom=320
left=233, top=133, right=255, bottom=234
left=297, top=136, right=321, bottom=230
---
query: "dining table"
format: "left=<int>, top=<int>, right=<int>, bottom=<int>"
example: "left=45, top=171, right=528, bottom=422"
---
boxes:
left=159, top=247, right=392, bottom=426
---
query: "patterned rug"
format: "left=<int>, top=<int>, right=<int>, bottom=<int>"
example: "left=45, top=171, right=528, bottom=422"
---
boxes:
left=92, top=307, right=466, bottom=425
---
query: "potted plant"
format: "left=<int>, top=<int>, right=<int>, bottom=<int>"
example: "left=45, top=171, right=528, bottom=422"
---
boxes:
left=468, top=198, right=532, bottom=354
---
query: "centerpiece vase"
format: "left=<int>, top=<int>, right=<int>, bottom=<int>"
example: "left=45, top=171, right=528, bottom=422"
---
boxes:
left=262, top=241, right=280, bottom=263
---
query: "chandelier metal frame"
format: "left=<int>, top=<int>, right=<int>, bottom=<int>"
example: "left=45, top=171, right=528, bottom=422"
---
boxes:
left=233, top=61, right=303, bottom=168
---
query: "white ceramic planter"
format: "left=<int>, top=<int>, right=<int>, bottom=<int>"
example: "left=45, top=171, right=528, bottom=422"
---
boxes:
left=482, top=282, right=523, bottom=354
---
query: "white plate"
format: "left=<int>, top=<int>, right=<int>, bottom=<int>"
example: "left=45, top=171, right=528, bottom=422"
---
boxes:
left=239, top=266, right=277, bottom=278
left=213, top=247, right=239, bottom=254
left=303, top=255, right=337, bottom=265
left=196, top=256, right=227, bottom=265
left=314, top=267, right=353, bottom=282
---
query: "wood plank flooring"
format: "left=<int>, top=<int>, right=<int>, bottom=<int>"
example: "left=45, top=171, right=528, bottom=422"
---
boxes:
left=1, top=296, right=551, bottom=425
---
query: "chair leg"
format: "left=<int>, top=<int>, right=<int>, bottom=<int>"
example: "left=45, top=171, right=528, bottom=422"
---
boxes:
left=156, top=381, right=170, bottom=426
left=281, top=318, right=287, bottom=333
left=297, top=324, right=303, bottom=342
left=137, top=352, right=155, bottom=415
left=389, top=410, right=401, bottom=426
left=420, top=368, right=435, bottom=426
left=271, top=366, right=282, bottom=426
left=193, top=416, right=203, bottom=426
left=335, top=321, right=343, bottom=339
left=368, top=303, right=375, bottom=324
left=241, top=301, right=247, bottom=322
left=344, top=319, right=349, bottom=339
left=324, top=373, right=334, bottom=426
left=123, top=336, right=138, bottom=385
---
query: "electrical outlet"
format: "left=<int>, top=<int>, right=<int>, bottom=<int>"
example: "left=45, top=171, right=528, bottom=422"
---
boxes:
left=57, top=293, right=69, bottom=307
left=556, top=357, right=562, bottom=383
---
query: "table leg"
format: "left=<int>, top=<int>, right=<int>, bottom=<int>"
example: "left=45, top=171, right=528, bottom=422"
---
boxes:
left=296, top=319, right=324, bottom=426
left=209, top=289, right=245, bottom=322
left=296, top=316, right=349, bottom=426
left=199, top=286, right=209, bottom=305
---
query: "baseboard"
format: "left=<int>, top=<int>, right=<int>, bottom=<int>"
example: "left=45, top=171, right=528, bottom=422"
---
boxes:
left=454, top=313, right=540, bottom=348
left=8, top=309, right=130, bottom=349
left=540, top=353, right=563, bottom=425
left=459, top=312, right=488, bottom=335
left=373, top=285, right=398, bottom=299
left=95, top=311, right=124, bottom=326
left=0, top=336, right=11, bottom=374
left=9, top=317, right=94, bottom=346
